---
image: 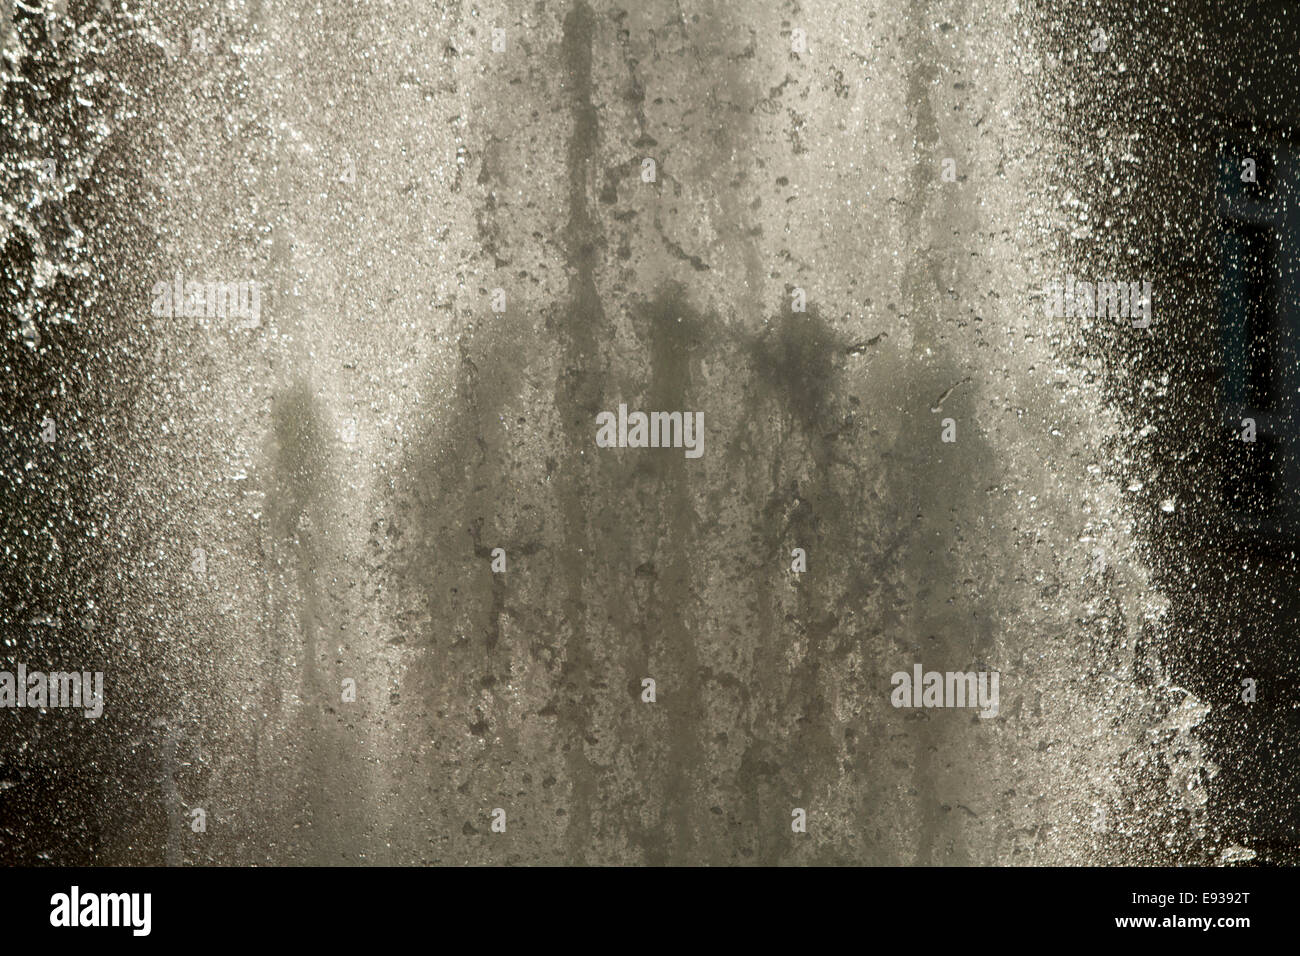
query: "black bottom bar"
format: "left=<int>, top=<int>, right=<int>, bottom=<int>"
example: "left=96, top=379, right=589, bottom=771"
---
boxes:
left=1, top=865, right=1273, bottom=942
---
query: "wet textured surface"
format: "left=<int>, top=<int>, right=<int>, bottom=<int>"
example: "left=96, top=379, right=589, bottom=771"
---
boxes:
left=1, top=0, right=1295, bottom=865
